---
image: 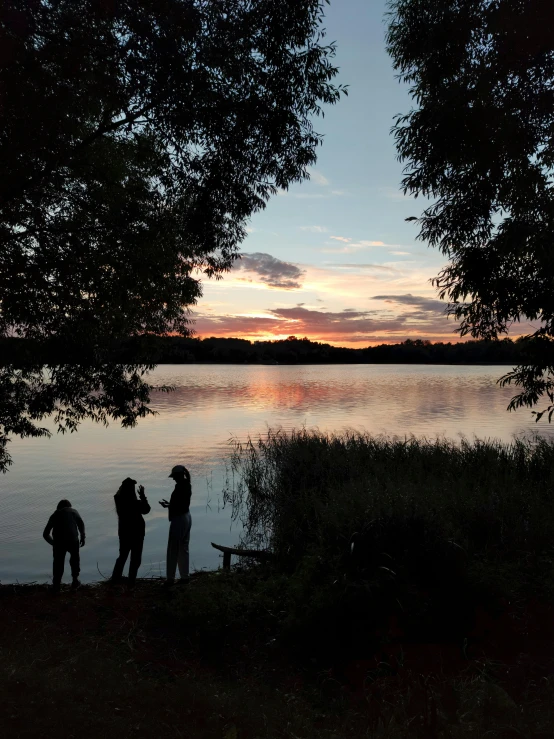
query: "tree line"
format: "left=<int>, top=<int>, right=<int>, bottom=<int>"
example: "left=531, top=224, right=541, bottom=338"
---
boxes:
left=0, top=335, right=532, bottom=366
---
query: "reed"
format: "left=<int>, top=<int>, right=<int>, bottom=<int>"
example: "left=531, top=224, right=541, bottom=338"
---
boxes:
left=222, top=430, right=554, bottom=651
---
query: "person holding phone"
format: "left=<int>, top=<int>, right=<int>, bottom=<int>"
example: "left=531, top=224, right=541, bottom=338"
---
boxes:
left=111, top=477, right=151, bottom=587
left=160, top=464, right=192, bottom=586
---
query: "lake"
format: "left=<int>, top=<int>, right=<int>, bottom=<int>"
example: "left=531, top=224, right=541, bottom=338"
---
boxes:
left=1, top=364, right=552, bottom=584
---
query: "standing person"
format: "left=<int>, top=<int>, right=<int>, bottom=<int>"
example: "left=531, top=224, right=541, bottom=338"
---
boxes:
left=43, top=499, right=85, bottom=593
left=111, top=478, right=151, bottom=587
left=159, top=464, right=192, bottom=586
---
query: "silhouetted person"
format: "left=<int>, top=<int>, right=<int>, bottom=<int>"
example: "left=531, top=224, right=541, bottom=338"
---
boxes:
left=160, top=465, right=192, bottom=585
left=111, top=478, right=151, bottom=587
left=43, top=499, right=85, bottom=593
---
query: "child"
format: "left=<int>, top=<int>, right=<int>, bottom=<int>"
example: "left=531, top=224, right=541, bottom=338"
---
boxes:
left=43, top=499, right=86, bottom=593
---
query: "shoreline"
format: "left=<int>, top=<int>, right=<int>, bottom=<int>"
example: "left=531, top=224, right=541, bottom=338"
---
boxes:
left=2, top=570, right=554, bottom=737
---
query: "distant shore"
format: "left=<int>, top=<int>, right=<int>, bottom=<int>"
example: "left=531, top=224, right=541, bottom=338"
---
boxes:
left=0, top=335, right=529, bottom=366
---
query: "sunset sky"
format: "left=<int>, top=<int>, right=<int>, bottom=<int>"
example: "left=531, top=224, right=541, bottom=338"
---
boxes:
left=190, top=0, right=527, bottom=348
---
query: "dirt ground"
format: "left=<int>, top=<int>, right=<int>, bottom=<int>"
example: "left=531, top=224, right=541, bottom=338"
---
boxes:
left=1, top=576, right=554, bottom=738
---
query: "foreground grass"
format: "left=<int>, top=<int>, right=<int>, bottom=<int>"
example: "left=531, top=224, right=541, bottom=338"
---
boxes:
left=1, top=577, right=352, bottom=739
left=1, top=575, right=554, bottom=739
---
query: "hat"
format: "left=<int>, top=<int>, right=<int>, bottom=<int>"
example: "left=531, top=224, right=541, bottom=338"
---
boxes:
left=168, top=465, right=186, bottom=479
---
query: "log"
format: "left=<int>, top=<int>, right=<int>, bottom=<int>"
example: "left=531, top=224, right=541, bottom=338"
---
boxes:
left=210, top=542, right=273, bottom=570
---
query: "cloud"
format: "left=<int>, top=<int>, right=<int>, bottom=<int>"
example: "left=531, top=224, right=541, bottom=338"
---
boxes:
left=267, top=306, right=405, bottom=337
left=360, top=240, right=385, bottom=247
left=322, top=243, right=391, bottom=255
left=234, top=252, right=305, bottom=290
left=328, top=263, right=400, bottom=273
left=276, top=186, right=344, bottom=200
left=330, top=236, right=352, bottom=243
left=371, top=294, right=446, bottom=314
left=379, top=186, right=416, bottom=202
left=322, top=245, right=364, bottom=254
left=300, top=226, right=328, bottom=233
left=308, top=168, right=330, bottom=186
left=193, top=298, right=461, bottom=344
left=194, top=307, right=402, bottom=340
left=322, top=245, right=416, bottom=255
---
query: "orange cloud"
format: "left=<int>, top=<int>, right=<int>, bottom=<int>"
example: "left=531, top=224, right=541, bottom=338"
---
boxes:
left=193, top=304, right=461, bottom=346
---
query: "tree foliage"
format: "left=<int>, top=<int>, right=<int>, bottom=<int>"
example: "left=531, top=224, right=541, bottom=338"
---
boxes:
left=387, top=0, right=554, bottom=419
left=0, top=0, right=343, bottom=470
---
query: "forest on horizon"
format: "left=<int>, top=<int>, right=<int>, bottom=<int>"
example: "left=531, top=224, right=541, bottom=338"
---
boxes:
left=0, top=335, right=532, bottom=366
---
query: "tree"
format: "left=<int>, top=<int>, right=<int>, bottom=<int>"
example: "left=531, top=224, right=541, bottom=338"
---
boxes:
left=0, top=0, right=344, bottom=471
left=387, top=0, right=554, bottom=419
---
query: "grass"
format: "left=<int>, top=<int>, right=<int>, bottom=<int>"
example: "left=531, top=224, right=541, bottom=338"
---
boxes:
left=2, top=576, right=554, bottom=738
left=220, top=430, right=554, bottom=670
left=224, top=429, right=554, bottom=602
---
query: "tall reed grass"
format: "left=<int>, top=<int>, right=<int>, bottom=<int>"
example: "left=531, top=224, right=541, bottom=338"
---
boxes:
left=223, top=430, right=554, bottom=651
left=225, top=429, right=554, bottom=562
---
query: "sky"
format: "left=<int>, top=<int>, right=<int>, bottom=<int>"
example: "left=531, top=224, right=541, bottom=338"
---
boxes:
left=189, top=1, right=487, bottom=347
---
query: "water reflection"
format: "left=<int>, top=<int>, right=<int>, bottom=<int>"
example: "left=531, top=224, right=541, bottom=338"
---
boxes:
left=1, top=364, right=552, bottom=584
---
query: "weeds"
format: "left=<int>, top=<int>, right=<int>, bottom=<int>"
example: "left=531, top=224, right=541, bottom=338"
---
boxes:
left=222, top=430, right=554, bottom=654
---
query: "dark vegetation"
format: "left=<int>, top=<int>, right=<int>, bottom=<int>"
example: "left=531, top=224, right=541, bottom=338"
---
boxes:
left=0, top=334, right=536, bottom=366
left=388, top=0, right=554, bottom=420
left=3, top=577, right=552, bottom=739
left=224, top=431, right=554, bottom=654
left=3, top=432, right=554, bottom=737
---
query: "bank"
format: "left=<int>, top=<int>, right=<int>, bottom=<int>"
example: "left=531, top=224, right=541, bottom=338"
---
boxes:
left=1, top=571, right=553, bottom=739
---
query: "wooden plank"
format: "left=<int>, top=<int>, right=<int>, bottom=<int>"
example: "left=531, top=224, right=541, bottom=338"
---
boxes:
left=211, top=542, right=273, bottom=560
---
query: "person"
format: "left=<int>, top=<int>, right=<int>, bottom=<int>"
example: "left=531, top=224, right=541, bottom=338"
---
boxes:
left=160, top=464, right=192, bottom=585
left=111, top=477, right=151, bottom=587
left=43, top=499, right=85, bottom=593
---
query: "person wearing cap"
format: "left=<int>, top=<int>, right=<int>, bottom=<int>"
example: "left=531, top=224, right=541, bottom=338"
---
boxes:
left=160, top=464, right=192, bottom=585
left=111, top=477, right=151, bottom=587
left=43, top=499, right=85, bottom=593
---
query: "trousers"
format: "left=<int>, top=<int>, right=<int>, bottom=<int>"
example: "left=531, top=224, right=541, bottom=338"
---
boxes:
left=166, top=512, right=191, bottom=581
left=53, top=542, right=80, bottom=587
left=112, top=535, right=144, bottom=583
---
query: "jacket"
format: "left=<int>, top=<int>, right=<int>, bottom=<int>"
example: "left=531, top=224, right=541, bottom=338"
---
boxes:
left=43, top=507, right=85, bottom=547
left=115, top=491, right=151, bottom=538
left=168, top=476, right=192, bottom=521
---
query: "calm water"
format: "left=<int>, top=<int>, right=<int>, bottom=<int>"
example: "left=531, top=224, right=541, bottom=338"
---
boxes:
left=1, top=364, right=552, bottom=584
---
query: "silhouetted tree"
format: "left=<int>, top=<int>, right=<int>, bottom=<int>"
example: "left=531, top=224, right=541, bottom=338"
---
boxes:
left=387, top=0, right=554, bottom=419
left=0, top=0, right=344, bottom=471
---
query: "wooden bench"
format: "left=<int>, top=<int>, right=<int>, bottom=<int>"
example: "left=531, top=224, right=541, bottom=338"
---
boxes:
left=211, top=542, right=273, bottom=570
